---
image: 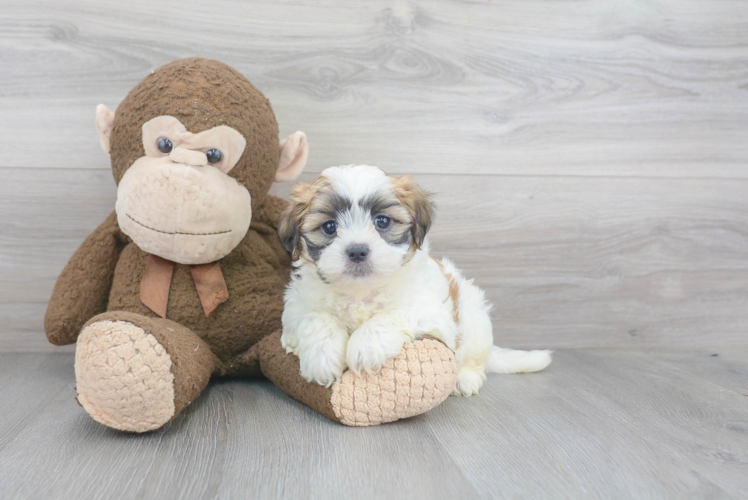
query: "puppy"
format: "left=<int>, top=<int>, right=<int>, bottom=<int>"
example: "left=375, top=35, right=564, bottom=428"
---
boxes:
left=278, top=165, right=552, bottom=396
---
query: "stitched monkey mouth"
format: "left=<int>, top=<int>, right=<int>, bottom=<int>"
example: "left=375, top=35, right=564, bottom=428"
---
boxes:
left=126, top=214, right=232, bottom=236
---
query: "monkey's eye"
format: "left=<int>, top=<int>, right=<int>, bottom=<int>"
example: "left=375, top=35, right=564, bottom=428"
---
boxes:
left=374, top=215, right=392, bottom=230
left=322, top=220, right=337, bottom=236
left=157, top=137, right=173, bottom=154
left=206, top=149, right=223, bottom=164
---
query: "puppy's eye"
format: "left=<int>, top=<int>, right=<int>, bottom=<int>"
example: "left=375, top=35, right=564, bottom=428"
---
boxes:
left=206, top=149, right=223, bottom=164
left=322, top=220, right=337, bottom=236
left=157, top=137, right=173, bottom=154
left=374, top=215, right=392, bottom=230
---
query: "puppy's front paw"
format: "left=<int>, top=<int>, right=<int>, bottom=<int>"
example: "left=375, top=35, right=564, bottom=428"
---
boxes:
left=298, top=341, right=347, bottom=388
left=346, top=332, right=403, bottom=376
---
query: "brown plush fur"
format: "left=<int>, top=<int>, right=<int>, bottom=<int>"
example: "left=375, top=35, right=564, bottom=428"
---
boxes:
left=101, top=200, right=291, bottom=373
left=45, top=211, right=126, bottom=346
left=45, top=59, right=321, bottom=428
left=256, top=330, right=340, bottom=422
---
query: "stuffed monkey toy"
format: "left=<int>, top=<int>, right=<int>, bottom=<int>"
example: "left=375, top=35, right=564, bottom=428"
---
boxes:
left=45, top=58, right=457, bottom=432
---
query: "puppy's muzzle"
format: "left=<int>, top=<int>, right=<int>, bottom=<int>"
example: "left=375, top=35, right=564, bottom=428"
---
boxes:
left=347, top=244, right=369, bottom=263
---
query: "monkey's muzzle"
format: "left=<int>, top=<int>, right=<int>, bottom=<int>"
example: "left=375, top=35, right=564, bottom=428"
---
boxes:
left=115, top=157, right=251, bottom=265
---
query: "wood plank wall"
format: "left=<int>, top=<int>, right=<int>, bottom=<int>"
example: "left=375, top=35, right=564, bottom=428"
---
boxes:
left=1, top=0, right=747, bottom=351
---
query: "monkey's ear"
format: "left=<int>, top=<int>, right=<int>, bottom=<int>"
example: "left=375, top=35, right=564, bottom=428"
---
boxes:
left=95, top=104, right=116, bottom=156
left=276, top=131, right=308, bottom=182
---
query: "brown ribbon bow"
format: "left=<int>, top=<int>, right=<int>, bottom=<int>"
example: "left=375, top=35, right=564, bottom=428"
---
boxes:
left=140, top=254, right=229, bottom=318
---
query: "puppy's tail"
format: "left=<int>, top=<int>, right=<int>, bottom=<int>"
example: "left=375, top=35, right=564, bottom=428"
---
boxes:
left=486, top=346, right=552, bottom=374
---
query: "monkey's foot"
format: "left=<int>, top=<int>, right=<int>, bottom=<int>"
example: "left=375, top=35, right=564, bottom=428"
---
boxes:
left=259, top=332, right=457, bottom=426
left=75, top=312, right=215, bottom=433
left=76, top=319, right=176, bottom=433
left=331, top=339, right=457, bottom=426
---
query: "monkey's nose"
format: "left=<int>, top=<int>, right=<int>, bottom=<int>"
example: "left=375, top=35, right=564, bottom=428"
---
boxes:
left=169, top=147, right=208, bottom=166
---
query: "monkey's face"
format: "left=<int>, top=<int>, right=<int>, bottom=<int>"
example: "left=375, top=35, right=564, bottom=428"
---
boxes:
left=97, top=58, right=309, bottom=265
left=115, top=116, right=252, bottom=265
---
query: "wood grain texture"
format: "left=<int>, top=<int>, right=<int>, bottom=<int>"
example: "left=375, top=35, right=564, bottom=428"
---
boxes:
left=2, top=0, right=748, bottom=351
left=2, top=168, right=746, bottom=351
left=0, top=0, right=747, bottom=176
left=425, top=348, right=748, bottom=499
left=1, top=350, right=746, bottom=499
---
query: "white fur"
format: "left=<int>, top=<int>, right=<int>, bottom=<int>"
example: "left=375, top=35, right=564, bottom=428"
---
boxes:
left=281, top=165, right=552, bottom=394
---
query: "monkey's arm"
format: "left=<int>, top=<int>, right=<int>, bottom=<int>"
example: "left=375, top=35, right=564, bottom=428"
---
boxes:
left=45, top=211, right=127, bottom=345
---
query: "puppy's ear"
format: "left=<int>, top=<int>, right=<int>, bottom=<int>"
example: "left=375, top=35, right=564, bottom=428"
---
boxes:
left=393, top=175, right=434, bottom=249
left=278, top=207, right=301, bottom=260
left=278, top=183, right=313, bottom=260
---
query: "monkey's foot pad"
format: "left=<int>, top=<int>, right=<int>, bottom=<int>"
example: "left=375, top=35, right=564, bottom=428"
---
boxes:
left=330, top=339, right=457, bottom=426
left=75, top=320, right=175, bottom=433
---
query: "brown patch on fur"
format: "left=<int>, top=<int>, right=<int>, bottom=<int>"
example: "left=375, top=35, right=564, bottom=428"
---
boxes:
left=302, top=182, right=351, bottom=233
left=391, top=175, right=434, bottom=251
left=447, top=275, right=460, bottom=324
left=359, top=191, right=412, bottom=247
left=278, top=177, right=331, bottom=261
left=432, top=258, right=460, bottom=325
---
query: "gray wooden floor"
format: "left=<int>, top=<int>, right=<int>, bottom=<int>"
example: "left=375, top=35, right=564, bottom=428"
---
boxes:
left=1, top=350, right=747, bottom=500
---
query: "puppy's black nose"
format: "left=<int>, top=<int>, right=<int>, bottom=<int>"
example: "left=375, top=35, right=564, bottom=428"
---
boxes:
left=347, top=245, right=369, bottom=263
